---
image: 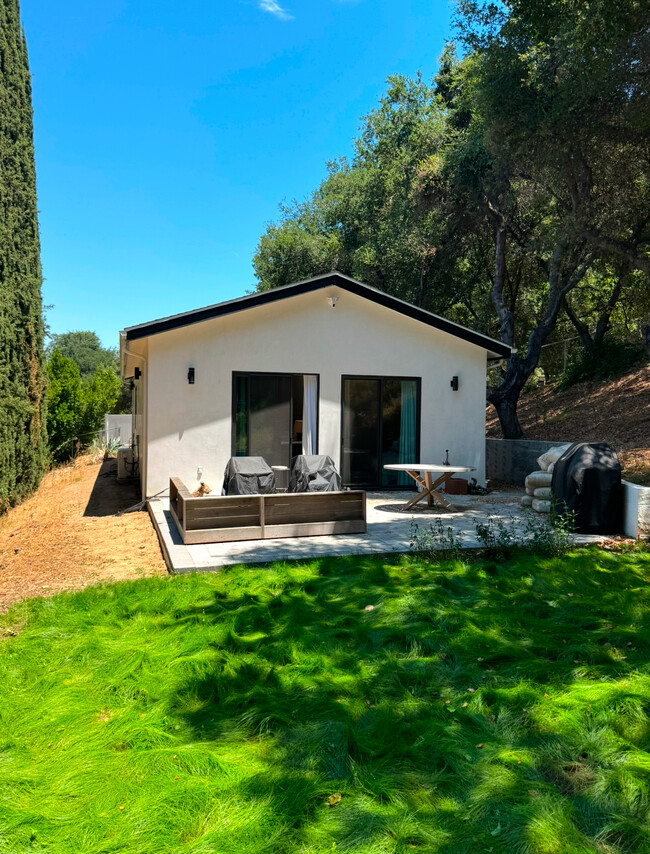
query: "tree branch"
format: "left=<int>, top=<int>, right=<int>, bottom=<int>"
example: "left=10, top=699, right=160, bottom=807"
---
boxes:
left=581, top=229, right=650, bottom=276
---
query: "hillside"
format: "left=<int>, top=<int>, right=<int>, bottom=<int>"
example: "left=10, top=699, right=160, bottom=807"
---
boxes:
left=486, top=364, right=650, bottom=484
left=0, top=455, right=165, bottom=612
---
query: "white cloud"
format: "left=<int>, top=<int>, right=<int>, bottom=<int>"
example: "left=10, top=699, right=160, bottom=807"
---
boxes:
left=259, top=0, right=294, bottom=20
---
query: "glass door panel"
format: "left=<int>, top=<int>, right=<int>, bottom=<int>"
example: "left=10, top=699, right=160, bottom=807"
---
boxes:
left=342, top=378, right=380, bottom=487
left=249, top=374, right=292, bottom=467
left=342, top=376, right=420, bottom=488
left=234, top=375, right=248, bottom=456
left=381, top=378, right=403, bottom=487
left=381, top=379, right=418, bottom=487
left=233, top=373, right=319, bottom=472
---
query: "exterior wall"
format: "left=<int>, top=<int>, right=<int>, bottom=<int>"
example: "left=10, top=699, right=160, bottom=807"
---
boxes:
left=142, top=286, right=489, bottom=497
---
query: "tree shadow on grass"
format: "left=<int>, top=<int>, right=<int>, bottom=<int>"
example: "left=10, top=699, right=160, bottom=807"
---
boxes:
left=166, top=549, right=650, bottom=853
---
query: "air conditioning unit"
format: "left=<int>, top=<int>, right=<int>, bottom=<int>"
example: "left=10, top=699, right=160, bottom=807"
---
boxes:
left=117, top=447, right=134, bottom=480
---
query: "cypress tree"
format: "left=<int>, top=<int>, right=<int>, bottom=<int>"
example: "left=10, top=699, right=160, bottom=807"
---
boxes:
left=0, top=0, right=46, bottom=510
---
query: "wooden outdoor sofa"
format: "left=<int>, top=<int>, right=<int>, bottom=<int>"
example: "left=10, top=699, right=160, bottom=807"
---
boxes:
left=169, top=477, right=367, bottom=544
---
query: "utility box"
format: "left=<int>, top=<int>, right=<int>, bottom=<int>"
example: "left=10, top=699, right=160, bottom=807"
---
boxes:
left=117, top=447, right=134, bottom=480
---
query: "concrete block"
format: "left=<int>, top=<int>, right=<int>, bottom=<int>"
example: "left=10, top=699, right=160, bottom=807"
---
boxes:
left=623, top=480, right=650, bottom=539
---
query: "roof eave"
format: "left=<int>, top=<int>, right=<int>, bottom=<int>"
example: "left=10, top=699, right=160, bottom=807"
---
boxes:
left=123, top=272, right=512, bottom=358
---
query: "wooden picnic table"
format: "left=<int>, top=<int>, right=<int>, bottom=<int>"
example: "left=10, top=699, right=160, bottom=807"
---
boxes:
left=383, top=463, right=476, bottom=511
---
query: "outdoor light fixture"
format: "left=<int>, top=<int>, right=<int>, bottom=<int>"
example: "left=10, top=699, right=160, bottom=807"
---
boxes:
left=134, top=367, right=141, bottom=380
left=187, top=367, right=195, bottom=384
left=327, top=296, right=339, bottom=308
left=450, top=376, right=459, bottom=391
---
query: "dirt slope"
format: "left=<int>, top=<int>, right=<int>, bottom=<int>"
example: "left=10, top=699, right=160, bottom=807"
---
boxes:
left=0, top=456, right=167, bottom=613
left=486, top=364, right=650, bottom=483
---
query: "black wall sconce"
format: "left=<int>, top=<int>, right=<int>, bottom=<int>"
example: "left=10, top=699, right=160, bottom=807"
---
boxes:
left=134, top=367, right=142, bottom=380
left=450, top=375, right=459, bottom=391
left=187, top=367, right=195, bottom=385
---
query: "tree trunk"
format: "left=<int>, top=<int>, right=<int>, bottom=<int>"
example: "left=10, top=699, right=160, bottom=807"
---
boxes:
left=417, top=260, right=425, bottom=308
left=562, top=296, right=594, bottom=353
left=593, top=266, right=627, bottom=347
left=491, top=222, right=514, bottom=345
left=487, top=356, right=532, bottom=438
left=492, top=398, right=523, bottom=438
left=488, top=392, right=523, bottom=438
left=643, top=316, right=650, bottom=357
left=487, top=235, right=595, bottom=438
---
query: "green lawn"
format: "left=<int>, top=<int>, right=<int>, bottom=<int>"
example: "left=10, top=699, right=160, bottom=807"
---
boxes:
left=1, top=548, right=649, bottom=854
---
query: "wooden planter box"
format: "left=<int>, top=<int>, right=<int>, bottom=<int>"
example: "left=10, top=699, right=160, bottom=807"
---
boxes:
left=444, top=477, right=468, bottom=495
left=169, top=477, right=367, bottom=544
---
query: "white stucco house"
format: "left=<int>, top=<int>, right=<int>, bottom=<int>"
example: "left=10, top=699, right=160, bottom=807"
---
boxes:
left=120, top=272, right=511, bottom=501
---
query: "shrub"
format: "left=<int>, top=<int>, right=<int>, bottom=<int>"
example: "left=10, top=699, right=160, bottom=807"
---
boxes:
left=46, top=352, right=121, bottom=462
left=409, top=517, right=463, bottom=560
left=46, top=350, right=84, bottom=461
left=79, top=365, right=121, bottom=437
left=410, top=507, right=576, bottom=561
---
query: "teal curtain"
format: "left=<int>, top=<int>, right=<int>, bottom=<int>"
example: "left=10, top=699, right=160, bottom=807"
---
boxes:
left=398, top=380, right=417, bottom=486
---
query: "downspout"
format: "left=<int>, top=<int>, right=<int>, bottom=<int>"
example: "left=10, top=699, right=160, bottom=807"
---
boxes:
left=120, top=331, right=147, bottom=483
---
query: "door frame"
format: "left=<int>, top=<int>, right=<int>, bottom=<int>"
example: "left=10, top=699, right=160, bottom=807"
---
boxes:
left=340, top=374, right=422, bottom=489
left=231, top=371, right=320, bottom=464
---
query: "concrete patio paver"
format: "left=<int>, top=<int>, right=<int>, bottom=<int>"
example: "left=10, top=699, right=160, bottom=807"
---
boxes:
left=148, top=488, right=592, bottom=574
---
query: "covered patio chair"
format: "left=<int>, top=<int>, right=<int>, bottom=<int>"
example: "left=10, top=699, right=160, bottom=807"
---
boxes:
left=288, top=454, right=342, bottom=493
left=222, top=456, right=276, bottom=495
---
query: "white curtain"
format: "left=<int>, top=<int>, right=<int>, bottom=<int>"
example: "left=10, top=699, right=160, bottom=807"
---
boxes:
left=303, top=375, right=318, bottom=454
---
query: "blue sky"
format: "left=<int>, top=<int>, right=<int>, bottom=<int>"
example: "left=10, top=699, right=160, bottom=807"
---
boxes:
left=21, top=0, right=453, bottom=349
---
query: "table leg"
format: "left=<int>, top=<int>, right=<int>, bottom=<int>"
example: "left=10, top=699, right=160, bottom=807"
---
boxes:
left=425, top=471, right=433, bottom=507
left=429, top=484, right=457, bottom=511
left=402, top=471, right=459, bottom=512
left=403, top=471, right=429, bottom=510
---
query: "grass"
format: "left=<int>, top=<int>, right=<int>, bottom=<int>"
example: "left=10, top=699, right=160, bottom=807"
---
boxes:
left=0, top=548, right=649, bottom=854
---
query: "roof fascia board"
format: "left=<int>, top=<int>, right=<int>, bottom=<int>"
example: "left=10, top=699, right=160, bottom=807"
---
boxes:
left=123, top=272, right=511, bottom=358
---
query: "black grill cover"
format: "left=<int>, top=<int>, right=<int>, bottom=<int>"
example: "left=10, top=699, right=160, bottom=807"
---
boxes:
left=551, top=442, right=623, bottom=534
left=288, top=455, right=342, bottom=493
left=222, top=457, right=276, bottom=495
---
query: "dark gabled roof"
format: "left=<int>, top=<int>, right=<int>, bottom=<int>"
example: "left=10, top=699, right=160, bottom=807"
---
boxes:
left=123, top=271, right=511, bottom=357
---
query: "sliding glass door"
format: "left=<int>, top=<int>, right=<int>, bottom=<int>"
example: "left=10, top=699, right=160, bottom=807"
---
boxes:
left=232, top=373, right=319, bottom=468
left=341, top=376, right=420, bottom=488
left=249, top=374, right=292, bottom=465
left=341, top=378, right=380, bottom=487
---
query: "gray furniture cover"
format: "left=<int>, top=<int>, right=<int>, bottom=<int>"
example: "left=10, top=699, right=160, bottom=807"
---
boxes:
left=222, top=457, right=276, bottom=495
left=551, top=442, right=623, bottom=534
left=288, top=454, right=342, bottom=493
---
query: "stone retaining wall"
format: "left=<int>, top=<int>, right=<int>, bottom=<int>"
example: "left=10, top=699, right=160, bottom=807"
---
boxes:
left=486, top=438, right=571, bottom=487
